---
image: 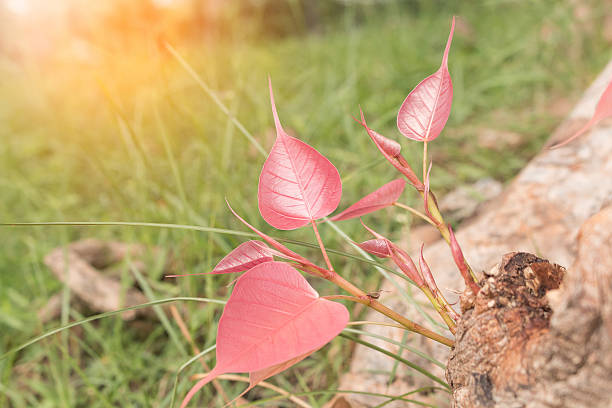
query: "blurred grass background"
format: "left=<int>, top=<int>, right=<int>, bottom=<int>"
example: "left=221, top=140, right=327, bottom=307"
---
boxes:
left=0, top=0, right=611, bottom=406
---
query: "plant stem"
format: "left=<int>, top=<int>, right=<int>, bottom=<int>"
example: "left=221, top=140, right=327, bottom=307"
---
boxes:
left=327, top=273, right=454, bottom=347
left=392, top=202, right=436, bottom=226
left=322, top=295, right=371, bottom=305
left=421, top=287, right=456, bottom=334
left=311, top=220, right=334, bottom=271
left=422, top=141, right=428, bottom=182
left=396, top=155, right=424, bottom=190
left=420, top=190, right=479, bottom=284
left=169, top=305, right=230, bottom=404
left=345, top=321, right=406, bottom=330
left=193, top=374, right=313, bottom=408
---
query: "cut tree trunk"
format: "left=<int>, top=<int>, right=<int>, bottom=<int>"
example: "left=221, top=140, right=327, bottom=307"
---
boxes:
left=337, top=61, right=612, bottom=407
left=448, top=210, right=612, bottom=406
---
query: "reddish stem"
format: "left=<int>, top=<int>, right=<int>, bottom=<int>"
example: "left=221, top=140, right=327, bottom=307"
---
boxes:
left=311, top=219, right=334, bottom=272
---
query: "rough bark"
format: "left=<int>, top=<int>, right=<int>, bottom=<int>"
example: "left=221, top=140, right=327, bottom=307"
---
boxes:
left=448, top=208, right=612, bottom=407
left=338, top=61, right=612, bottom=407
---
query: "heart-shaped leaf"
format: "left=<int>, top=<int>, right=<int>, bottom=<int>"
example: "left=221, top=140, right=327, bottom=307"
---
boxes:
left=210, top=241, right=274, bottom=274
left=331, top=179, right=406, bottom=221
left=355, top=109, right=423, bottom=189
left=448, top=226, right=480, bottom=293
left=226, top=201, right=329, bottom=277
left=361, top=220, right=424, bottom=286
left=552, top=79, right=612, bottom=148
left=165, top=240, right=274, bottom=278
left=366, top=127, right=401, bottom=157
left=418, top=243, right=438, bottom=294
left=225, top=351, right=315, bottom=405
left=258, top=79, right=342, bottom=230
left=356, top=239, right=393, bottom=258
left=397, top=17, right=455, bottom=142
left=180, top=261, right=349, bottom=407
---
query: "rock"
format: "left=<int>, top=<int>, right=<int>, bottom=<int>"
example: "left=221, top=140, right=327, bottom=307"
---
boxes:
left=438, top=178, right=503, bottom=222
left=477, top=128, right=523, bottom=150
left=40, top=239, right=165, bottom=322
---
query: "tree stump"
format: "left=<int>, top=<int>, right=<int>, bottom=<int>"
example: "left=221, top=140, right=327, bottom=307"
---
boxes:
left=337, top=61, right=612, bottom=407
left=448, top=208, right=612, bottom=407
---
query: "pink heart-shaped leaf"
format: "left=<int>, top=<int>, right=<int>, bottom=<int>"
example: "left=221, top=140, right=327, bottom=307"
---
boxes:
left=180, top=261, right=349, bottom=407
left=258, top=79, right=342, bottom=230
left=366, top=127, right=402, bottom=157
left=355, top=109, right=423, bottom=189
left=418, top=243, right=438, bottom=294
left=331, top=179, right=406, bottom=221
left=165, top=240, right=274, bottom=278
left=225, top=350, right=315, bottom=405
left=397, top=17, right=455, bottom=142
left=226, top=201, right=329, bottom=277
left=360, top=220, right=424, bottom=286
left=448, top=226, right=480, bottom=293
left=356, top=239, right=393, bottom=258
left=552, top=79, right=612, bottom=148
left=210, top=241, right=274, bottom=274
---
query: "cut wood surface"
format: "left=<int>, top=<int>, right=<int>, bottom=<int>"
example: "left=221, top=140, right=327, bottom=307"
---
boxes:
left=338, top=60, right=612, bottom=407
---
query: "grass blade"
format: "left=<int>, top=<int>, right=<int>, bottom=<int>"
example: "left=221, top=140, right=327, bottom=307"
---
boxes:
left=339, top=333, right=449, bottom=390
left=163, top=42, right=267, bottom=157
left=343, top=327, right=445, bottom=370
left=169, top=345, right=217, bottom=408
left=0, top=297, right=225, bottom=361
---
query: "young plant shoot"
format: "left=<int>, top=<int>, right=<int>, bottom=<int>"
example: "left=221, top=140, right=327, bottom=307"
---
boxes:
left=175, top=17, right=480, bottom=406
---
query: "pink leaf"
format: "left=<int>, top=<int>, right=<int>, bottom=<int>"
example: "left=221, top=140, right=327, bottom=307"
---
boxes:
left=165, top=240, right=273, bottom=277
left=552, top=79, right=612, bottom=148
left=180, top=262, right=349, bottom=407
left=223, top=351, right=316, bottom=408
left=390, top=246, right=424, bottom=287
left=355, top=110, right=423, bottom=189
left=356, top=239, right=393, bottom=258
left=258, top=79, right=342, bottom=230
left=248, top=351, right=313, bottom=388
left=225, top=350, right=315, bottom=404
left=360, top=220, right=424, bottom=286
left=448, top=226, right=480, bottom=294
left=419, top=244, right=438, bottom=294
left=359, top=219, right=386, bottom=240
left=226, top=202, right=304, bottom=260
left=226, top=201, right=330, bottom=277
left=397, top=17, right=455, bottom=142
left=331, top=179, right=406, bottom=221
left=365, top=127, right=401, bottom=157
left=211, top=241, right=273, bottom=274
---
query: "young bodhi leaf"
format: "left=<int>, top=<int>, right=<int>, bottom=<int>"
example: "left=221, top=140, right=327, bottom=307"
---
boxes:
left=360, top=220, right=425, bottom=286
left=397, top=17, right=455, bottom=142
left=365, top=127, right=401, bottom=157
left=226, top=201, right=330, bottom=277
left=180, top=262, right=349, bottom=407
left=552, top=79, right=612, bottom=148
left=331, top=179, right=406, bottom=221
left=356, top=239, right=394, bottom=258
left=258, top=79, right=342, bottom=230
left=165, top=240, right=273, bottom=277
left=210, top=241, right=273, bottom=274
left=356, top=109, right=423, bottom=189
left=226, top=351, right=314, bottom=406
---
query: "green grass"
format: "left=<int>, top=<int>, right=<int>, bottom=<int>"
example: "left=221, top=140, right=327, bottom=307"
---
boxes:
left=1, top=1, right=610, bottom=406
